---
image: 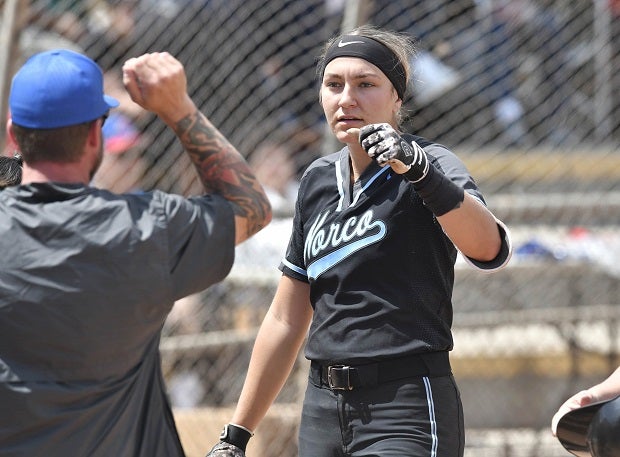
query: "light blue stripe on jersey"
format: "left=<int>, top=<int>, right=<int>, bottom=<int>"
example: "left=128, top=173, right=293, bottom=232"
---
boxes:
left=306, top=221, right=386, bottom=280
left=350, top=166, right=390, bottom=207
left=281, top=258, right=307, bottom=278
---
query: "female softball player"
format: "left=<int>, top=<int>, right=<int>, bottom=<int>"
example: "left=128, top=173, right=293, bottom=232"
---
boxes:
left=208, top=25, right=512, bottom=457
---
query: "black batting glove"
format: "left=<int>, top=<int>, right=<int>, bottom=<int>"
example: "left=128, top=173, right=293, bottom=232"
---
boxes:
left=205, top=424, right=253, bottom=457
left=360, top=123, right=464, bottom=216
left=359, top=123, right=429, bottom=182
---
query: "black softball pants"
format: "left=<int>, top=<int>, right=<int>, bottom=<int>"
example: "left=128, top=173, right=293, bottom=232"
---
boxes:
left=298, top=372, right=465, bottom=457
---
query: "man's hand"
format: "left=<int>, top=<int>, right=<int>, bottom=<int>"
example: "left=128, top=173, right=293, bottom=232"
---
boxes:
left=358, top=123, right=429, bottom=182
left=205, top=442, right=245, bottom=457
left=122, top=52, right=195, bottom=125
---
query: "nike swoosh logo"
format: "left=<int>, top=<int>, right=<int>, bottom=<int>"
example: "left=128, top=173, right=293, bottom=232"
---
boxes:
left=338, top=40, right=365, bottom=47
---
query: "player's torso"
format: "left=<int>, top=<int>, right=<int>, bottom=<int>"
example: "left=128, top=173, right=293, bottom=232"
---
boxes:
left=299, top=148, right=444, bottom=283
left=297, top=148, right=458, bottom=362
left=0, top=183, right=172, bottom=380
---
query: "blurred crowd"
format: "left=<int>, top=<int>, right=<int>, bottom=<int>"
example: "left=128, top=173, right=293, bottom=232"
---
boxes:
left=3, top=0, right=619, bottom=205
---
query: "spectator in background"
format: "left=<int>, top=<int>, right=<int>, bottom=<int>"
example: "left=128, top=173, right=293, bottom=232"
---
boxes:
left=33, top=0, right=138, bottom=60
left=437, top=0, right=528, bottom=146
left=34, top=0, right=87, bottom=43
left=372, top=0, right=528, bottom=147
left=501, top=0, right=574, bottom=145
left=484, top=1, right=528, bottom=146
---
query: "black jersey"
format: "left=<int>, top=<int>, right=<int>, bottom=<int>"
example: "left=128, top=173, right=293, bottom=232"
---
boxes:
left=0, top=183, right=235, bottom=456
left=280, top=134, right=510, bottom=365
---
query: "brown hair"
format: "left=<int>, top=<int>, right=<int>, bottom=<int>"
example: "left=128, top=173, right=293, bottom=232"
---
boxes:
left=11, top=122, right=93, bottom=165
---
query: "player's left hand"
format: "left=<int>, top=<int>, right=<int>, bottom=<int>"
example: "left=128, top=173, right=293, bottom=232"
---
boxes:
left=205, top=441, right=246, bottom=457
left=205, top=423, right=252, bottom=456
left=358, top=123, right=429, bottom=181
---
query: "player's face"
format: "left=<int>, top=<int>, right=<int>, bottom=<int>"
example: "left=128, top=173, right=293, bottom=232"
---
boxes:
left=320, top=57, right=401, bottom=145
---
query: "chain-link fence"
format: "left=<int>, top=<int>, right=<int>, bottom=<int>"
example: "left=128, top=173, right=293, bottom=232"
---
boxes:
left=2, top=0, right=620, bottom=455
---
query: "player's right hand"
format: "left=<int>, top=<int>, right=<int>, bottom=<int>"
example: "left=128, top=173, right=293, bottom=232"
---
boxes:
left=359, top=123, right=429, bottom=182
left=205, top=441, right=246, bottom=457
left=122, top=52, right=195, bottom=125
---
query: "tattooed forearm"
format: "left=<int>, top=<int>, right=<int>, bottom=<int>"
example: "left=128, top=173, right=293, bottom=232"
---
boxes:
left=174, top=110, right=271, bottom=238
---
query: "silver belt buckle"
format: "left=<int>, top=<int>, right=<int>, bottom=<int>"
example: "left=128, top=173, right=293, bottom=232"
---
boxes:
left=327, top=365, right=353, bottom=390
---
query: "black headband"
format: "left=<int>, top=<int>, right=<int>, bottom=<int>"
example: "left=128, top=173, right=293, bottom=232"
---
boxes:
left=322, top=35, right=407, bottom=100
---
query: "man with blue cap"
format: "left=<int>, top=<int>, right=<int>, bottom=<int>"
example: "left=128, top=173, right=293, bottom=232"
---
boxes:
left=0, top=49, right=272, bottom=456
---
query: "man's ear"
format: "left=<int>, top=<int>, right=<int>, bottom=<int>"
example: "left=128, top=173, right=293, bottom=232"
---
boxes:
left=87, top=118, right=104, bottom=147
left=6, top=117, right=19, bottom=151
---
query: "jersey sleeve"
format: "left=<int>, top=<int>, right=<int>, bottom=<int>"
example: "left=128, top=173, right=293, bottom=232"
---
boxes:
left=462, top=218, right=512, bottom=271
left=158, top=191, right=236, bottom=298
left=421, top=140, right=513, bottom=272
left=422, top=141, right=485, bottom=204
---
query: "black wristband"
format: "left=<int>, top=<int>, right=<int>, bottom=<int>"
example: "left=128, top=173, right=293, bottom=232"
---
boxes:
left=408, top=164, right=464, bottom=216
left=220, top=423, right=253, bottom=452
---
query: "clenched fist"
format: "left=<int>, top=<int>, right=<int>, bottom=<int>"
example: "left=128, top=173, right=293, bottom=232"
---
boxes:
left=122, top=52, right=195, bottom=125
left=359, top=123, right=429, bottom=182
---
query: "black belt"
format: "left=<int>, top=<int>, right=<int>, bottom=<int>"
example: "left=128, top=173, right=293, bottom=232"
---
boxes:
left=310, top=352, right=451, bottom=391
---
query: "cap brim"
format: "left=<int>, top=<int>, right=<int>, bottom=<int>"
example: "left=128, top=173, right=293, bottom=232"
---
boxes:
left=104, top=94, right=120, bottom=109
left=556, top=398, right=612, bottom=457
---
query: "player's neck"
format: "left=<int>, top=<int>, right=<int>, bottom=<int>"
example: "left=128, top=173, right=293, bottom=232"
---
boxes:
left=21, top=162, right=90, bottom=186
left=347, top=144, right=373, bottom=183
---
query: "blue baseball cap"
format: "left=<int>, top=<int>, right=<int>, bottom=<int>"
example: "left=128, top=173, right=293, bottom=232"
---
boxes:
left=9, top=49, right=119, bottom=129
